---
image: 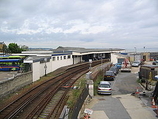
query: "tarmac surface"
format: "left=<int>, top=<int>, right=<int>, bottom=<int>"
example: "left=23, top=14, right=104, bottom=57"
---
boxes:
left=84, top=94, right=157, bottom=119
left=82, top=61, right=157, bottom=119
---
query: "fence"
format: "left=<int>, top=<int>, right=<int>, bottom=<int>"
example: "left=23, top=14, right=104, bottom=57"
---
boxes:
left=69, top=87, right=89, bottom=119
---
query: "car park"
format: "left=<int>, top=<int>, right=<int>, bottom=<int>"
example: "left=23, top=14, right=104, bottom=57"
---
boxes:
left=98, top=81, right=112, bottom=95
left=104, top=71, right=115, bottom=81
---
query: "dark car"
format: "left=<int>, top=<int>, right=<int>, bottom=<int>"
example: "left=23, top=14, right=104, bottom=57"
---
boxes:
left=104, top=71, right=115, bottom=81
left=109, top=66, right=119, bottom=75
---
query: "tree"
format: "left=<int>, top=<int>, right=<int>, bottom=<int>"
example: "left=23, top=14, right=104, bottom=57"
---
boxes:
left=8, top=43, right=22, bottom=53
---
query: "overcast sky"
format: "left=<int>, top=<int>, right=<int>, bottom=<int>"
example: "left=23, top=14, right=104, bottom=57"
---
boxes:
left=0, top=0, right=158, bottom=50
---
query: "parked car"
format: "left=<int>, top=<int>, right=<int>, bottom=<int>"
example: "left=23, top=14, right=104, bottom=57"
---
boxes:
left=98, top=81, right=112, bottom=95
left=109, top=66, right=119, bottom=75
left=104, top=71, right=115, bottom=81
left=131, top=61, right=140, bottom=67
left=115, top=63, right=122, bottom=69
left=153, top=60, right=158, bottom=65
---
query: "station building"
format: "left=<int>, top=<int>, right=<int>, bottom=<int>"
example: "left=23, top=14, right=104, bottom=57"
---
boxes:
left=21, top=46, right=125, bottom=82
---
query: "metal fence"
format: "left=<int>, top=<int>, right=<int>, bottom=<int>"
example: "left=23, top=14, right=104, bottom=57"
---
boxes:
left=69, top=87, right=89, bottom=119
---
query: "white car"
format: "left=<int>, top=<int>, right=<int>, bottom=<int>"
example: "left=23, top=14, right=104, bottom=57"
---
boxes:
left=98, top=81, right=112, bottom=95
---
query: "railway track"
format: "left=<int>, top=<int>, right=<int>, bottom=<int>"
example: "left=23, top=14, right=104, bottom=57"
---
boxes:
left=0, top=59, right=109, bottom=119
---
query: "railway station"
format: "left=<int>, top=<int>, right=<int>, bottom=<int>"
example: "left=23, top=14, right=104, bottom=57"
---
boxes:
left=0, top=46, right=155, bottom=93
left=18, top=46, right=125, bottom=81
left=0, top=46, right=125, bottom=98
left=0, top=46, right=158, bottom=119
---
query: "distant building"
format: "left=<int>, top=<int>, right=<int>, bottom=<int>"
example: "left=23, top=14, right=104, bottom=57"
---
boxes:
left=0, top=42, right=6, bottom=54
left=150, top=52, right=158, bottom=61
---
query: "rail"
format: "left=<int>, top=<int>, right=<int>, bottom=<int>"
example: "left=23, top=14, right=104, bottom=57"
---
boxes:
left=0, top=59, right=109, bottom=119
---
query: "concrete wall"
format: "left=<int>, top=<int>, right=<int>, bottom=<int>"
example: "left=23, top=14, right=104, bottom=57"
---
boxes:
left=111, top=53, right=127, bottom=64
left=39, top=61, right=52, bottom=77
left=0, top=72, right=32, bottom=98
left=74, top=56, right=82, bottom=64
left=33, top=62, right=40, bottom=82
left=143, top=52, right=150, bottom=61
left=130, top=54, right=143, bottom=62
left=111, top=53, right=119, bottom=64
left=31, top=55, right=83, bottom=82
left=51, top=55, right=74, bottom=71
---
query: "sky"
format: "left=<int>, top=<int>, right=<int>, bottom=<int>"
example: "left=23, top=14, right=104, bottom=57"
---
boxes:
left=0, top=0, right=158, bottom=50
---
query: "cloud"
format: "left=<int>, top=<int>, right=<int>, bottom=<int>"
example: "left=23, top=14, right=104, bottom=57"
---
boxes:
left=0, top=0, right=158, bottom=50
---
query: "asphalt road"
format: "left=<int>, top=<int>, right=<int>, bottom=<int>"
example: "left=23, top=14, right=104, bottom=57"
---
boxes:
left=90, top=67, right=155, bottom=119
left=112, top=67, right=143, bottom=95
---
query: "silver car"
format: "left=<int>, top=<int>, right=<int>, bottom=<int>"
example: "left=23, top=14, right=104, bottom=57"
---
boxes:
left=98, top=81, right=112, bottom=95
left=131, top=61, right=140, bottom=67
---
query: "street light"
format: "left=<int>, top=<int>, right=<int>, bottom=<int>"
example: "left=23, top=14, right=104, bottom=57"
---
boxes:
left=89, top=59, right=92, bottom=71
left=44, top=58, right=47, bottom=76
left=100, top=54, right=104, bottom=77
left=134, top=47, right=137, bottom=53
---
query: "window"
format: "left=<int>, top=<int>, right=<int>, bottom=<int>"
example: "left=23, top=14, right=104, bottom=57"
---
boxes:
left=52, top=57, right=55, bottom=61
left=99, top=84, right=110, bottom=88
left=68, top=55, right=71, bottom=59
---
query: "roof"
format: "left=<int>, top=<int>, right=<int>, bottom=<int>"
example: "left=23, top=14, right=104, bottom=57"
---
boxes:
left=52, top=53, right=70, bottom=56
left=24, top=56, right=51, bottom=63
left=141, top=65, right=158, bottom=68
left=53, top=46, right=125, bottom=55
left=0, top=59, right=21, bottom=62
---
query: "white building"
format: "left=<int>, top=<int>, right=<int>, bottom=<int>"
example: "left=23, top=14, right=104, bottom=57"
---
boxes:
left=21, top=46, right=125, bottom=82
left=111, top=52, right=130, bottom=64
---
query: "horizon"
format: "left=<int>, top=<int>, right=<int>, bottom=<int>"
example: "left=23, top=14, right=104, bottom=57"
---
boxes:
left=28, top=46, right=158, bottom=53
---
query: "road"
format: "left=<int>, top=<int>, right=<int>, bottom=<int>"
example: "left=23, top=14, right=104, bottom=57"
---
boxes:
left=85, top=66, right=157, bottom=119
left=112, top=67, right=142, bottom=95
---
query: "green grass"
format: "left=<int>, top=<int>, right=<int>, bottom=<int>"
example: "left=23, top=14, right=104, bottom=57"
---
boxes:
left=67, top=70, right=103, bottom=118
left=94, top=74, right=103, bottom=95
left=67, top=77, right=86, bottom=107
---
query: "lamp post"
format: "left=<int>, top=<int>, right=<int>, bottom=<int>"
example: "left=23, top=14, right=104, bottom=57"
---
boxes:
left=134, top=47, right=137, bottom=53
left=44, top=58, right=47, bottom=76
left=100, top=54, right=104, bottom=77
left=143, top=46, right=145, bottom=61
left=89, top=59, right=92, bottom=71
